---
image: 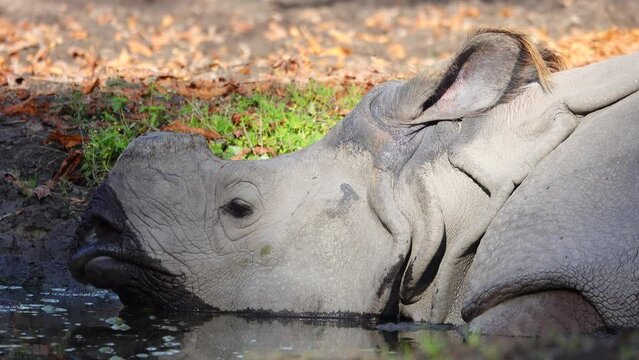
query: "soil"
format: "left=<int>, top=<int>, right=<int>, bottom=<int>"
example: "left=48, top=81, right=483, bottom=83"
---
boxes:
left=0, top=118, right=91, bottom=291
left=1, top=0, right=638, bottom=292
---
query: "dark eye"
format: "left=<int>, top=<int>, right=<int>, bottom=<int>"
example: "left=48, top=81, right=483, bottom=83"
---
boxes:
left=222, top=199, right=253, bottom=218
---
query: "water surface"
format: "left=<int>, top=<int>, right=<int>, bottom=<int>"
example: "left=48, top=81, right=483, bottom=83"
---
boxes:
left=2, top=286, right=638, bottom=359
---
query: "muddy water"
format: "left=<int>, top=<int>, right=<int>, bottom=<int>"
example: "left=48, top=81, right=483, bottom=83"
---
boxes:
left=2, top=286, right=639, bottom=359
left=0, top=286, right=453, bottom=359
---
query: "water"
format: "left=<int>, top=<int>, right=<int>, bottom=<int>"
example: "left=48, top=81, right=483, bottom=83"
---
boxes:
left=2, top=286, right=639, bottom=359
left=0, top=286, right=441, bottom=359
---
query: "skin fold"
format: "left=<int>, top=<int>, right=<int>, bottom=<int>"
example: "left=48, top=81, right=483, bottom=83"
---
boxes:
left=69, top=29, right=639, bottom=335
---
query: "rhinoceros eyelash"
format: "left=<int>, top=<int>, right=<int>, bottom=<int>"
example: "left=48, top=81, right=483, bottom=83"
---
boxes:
left=221, top=199, right=254, bottom=218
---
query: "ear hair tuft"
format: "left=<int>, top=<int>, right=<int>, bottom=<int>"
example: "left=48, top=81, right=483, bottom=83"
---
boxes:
left=471, top=27, right=565, bottom=94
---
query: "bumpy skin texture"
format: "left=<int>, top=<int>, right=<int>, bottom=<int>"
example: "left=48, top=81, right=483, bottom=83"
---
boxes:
left=69, top=28, right=639, bottom=334
left=464, top=90, right=639, bottom=330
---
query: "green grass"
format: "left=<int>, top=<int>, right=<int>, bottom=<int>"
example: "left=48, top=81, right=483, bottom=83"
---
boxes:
left=79, top=81, right=363, bottom=185
left=81, top=120, right=138, bottom=185
left=183, top=82, right=362, bottom=160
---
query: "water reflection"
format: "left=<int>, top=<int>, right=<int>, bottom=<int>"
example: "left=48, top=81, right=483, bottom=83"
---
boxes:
left=0, top=286, right=458, bottom=359
left=3, top=286, right=639, bottom=359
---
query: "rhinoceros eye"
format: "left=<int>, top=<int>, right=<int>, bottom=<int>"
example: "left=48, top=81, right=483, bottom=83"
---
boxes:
left=222, top=199, right=253, bottom=218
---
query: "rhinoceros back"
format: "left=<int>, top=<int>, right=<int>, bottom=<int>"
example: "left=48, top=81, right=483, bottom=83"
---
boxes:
left=463, top=90, right=639, bottom=329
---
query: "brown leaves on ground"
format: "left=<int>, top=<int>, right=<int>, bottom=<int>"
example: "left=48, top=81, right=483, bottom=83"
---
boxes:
left=2, top=96, right=39, bottom=116
left=161, top=79, right=241, bottom=99
left=556, top=28, right=639, bottom=68
left=161, top=121, right=222, bottom=140
left=44, top=129, right=85, bottom=189
left=44, top=129, right=87, bottom=149
left=230, top=146, right=276, bottom=161
left=53, top=149, right=83, bottom=183
left=1, top=1, right=636, bottom=92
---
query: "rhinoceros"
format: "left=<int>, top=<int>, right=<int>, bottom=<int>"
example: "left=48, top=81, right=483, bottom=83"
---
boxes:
left=69, top=29, right=639, bottom=335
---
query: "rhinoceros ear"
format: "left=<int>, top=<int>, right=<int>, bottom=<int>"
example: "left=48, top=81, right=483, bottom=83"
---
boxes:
left=390, top=28, right=563, bottom=124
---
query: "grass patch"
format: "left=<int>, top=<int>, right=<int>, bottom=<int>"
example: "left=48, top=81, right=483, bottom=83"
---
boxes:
left=81, top=121, right=138, bottom=185
left=78, top=81, right=363, bottom=185
left=182, top=82, right=362, bottom=160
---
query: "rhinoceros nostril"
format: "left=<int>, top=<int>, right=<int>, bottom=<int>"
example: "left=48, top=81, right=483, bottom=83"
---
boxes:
left=93, top=219, right=123, bottom=245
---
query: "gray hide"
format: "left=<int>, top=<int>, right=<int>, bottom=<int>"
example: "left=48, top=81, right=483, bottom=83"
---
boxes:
left=69, top=29, right=639, bottom=334
left=464, top=88, right=639, bottom=334
left=385, top=45, right=639, bottom=327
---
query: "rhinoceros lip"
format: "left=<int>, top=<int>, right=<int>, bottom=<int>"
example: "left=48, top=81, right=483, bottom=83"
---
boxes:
left=70, top=241, right=176, bottom=285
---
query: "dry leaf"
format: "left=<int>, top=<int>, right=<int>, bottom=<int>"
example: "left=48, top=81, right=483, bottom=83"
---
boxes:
left=328, top=29, right=353, bottom=45
left=321, top=47, right=352, bottom=58
left=499, top=7, right=514, bottom=18
left=230, top=146, right=276, bottom=160
left=53, top=149, right=83, bottom=181
left=128, top=39, right=153, bottom=57
left=264, top=21, right=288, bottom=41
left=3, top=97, right=38, bottom=116
left=388, top=43, right=406, bottom=60
left=161, top=15, right=174, bottom=28
left=44, top=129, right=87, bottom=149
left=162, top=121, right=222, bottom=140
left=81, top=78, right=99, bottom=94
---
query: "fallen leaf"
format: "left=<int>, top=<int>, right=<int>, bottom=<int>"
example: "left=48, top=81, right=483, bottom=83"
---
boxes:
left=252, top=146, right=276, bottom=156
left=53, top=149, right=83, bottom=181
left=321, top=47, right=352, bottom=58
left=161, top=15, right=174, bottom=28
left=81, top=78, right=99, bottom=94
left=7, top=40, right=39, bottom=56
left=264, top=21, right=288, bottom=41
left=499, top=6, right=514, bottom=18
left=388, top=43, right=406, bottom=60
left=299, top=27, right=323, bottom=55
left=3, top=97, right=38, bottom=116
left=128, top=39, right=153, bottom=57
left=44, top=129, right=87, bottom=149
left=231, top=113, right=244, bottom=125
left=230, top=16, right=254, bottom=34
left=162, top=121, right=222, bottom=140
left=230, top=146, right=276, bottom=160
left=459, top=5, right=481, bottom=18
left=328, top=29, right=353, bottom=45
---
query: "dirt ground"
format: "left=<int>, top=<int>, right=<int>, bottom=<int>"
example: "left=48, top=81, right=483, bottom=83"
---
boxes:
left=1, top=0, right=639, bottom=290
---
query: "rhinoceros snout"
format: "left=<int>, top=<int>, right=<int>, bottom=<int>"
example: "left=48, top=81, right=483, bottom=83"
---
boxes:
left=69, top=184, right=140, bottom=283
left=69, top=183, right=178, bottom=291
left=69, top=133, right=219, bottom=311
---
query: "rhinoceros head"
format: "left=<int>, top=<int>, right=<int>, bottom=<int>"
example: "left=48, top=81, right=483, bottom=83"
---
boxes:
left=69, top=29, right=562, bottom=317
left=70, top=129, right=413, bottom=315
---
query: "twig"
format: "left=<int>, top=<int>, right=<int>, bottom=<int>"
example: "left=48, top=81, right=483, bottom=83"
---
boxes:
left=0, top=209, right=23, bottom=222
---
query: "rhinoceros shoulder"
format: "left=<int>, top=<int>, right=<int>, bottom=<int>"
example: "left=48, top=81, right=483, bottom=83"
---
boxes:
left=463, top=90, right=639, bottom=330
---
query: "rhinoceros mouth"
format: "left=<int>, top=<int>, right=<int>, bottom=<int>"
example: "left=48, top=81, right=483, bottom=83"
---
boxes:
left=69, top=238, right=176, bottom=286
left=69, top=185, right=213, bottom=311
left=70, top=182, right=177, bottom=282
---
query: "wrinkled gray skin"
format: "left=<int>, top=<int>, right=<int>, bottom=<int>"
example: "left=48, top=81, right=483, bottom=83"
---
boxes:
left=69, top=30, right=639, bottom=336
